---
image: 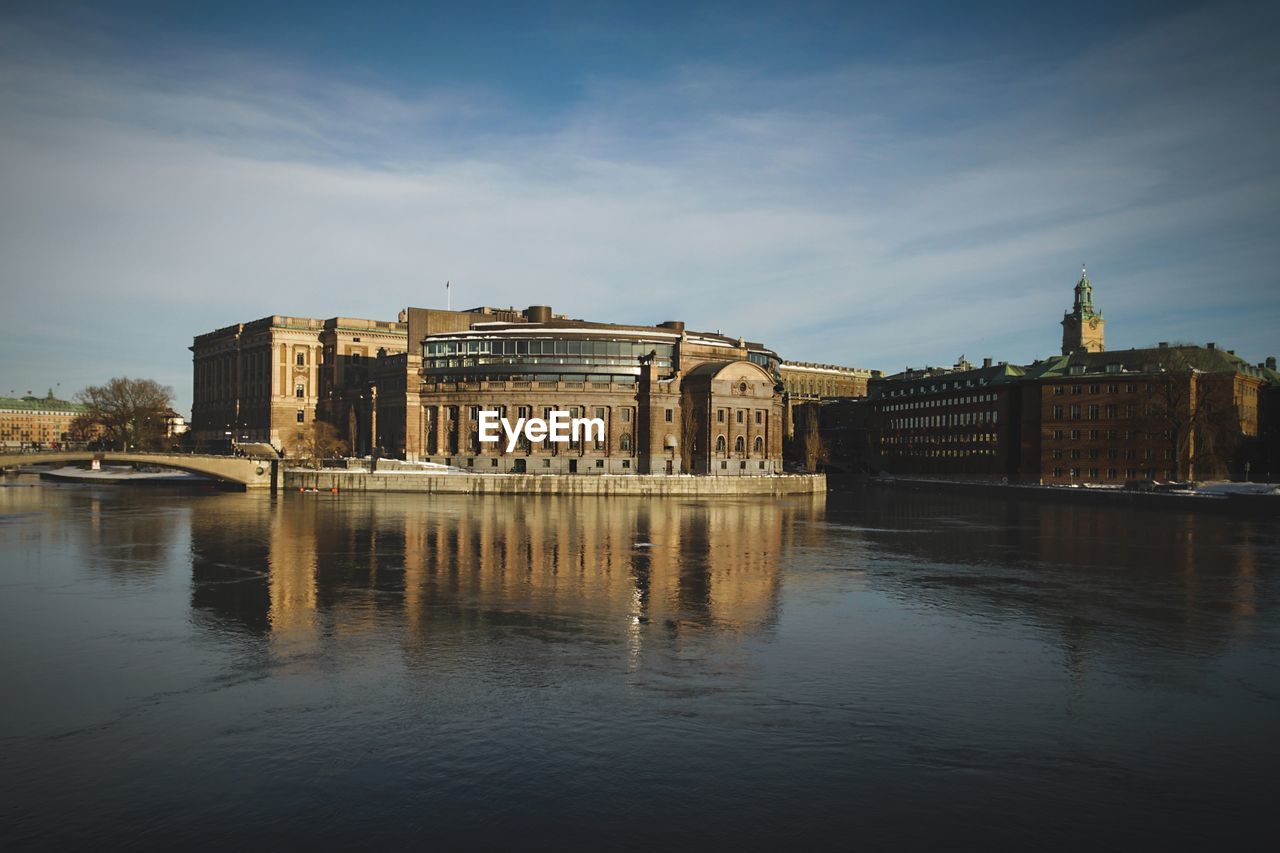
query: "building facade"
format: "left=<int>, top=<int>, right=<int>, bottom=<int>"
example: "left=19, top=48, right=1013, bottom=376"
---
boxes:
left=826, top=270, right=1278, bottom=485
left=867, top=358, right=1029, bottom=481
left=380, top=306, right=785, bottom=475
left=0, top=392, right=91, bottom=450
left=191, top=314, right=407, bottom=448
left=193, top=304, right=798, bottom=475
left=1028, top=344, right=1274, bottom=484
left=779, top=361, right=876, bottom=437
left=1062, top=266, right=1105, bottom=355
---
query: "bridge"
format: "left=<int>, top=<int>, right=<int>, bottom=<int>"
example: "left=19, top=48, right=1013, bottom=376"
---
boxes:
left=0, top=451, right=279, bottom=489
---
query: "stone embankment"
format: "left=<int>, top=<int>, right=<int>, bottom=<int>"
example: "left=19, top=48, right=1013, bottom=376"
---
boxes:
left=285, top=469, right=826, bottom=497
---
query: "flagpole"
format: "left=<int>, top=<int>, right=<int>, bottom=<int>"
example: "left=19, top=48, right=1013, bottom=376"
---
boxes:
left=447, top=280, right=451, bottom=312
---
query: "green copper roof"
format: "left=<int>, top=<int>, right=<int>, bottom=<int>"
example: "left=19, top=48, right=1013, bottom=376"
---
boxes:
left=0, top=394, right=87, bottom=413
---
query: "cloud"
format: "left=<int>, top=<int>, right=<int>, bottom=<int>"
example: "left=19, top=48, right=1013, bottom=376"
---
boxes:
left=1, top=4, right=1278, bottom=410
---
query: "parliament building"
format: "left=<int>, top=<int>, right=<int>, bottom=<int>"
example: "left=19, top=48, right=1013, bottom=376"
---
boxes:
left=190, top=304, right=871, bottom=475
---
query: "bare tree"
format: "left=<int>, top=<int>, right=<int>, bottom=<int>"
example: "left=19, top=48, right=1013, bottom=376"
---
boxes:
left=1143, top=348, right=1244, bottom=481
left=75, top=377, right=173, bottom=450
left=286, top=420, right=347, bottom=468
left=801, top=405, right=827, bottom=472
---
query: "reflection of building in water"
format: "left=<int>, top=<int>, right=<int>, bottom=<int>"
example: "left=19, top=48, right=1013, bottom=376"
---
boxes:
left=846, top=489, right=1266, bottom=679
left=187, top=495, right=816, bottom=650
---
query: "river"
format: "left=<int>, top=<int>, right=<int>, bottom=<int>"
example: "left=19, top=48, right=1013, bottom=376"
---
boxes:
left=1, top=480, right=1277, bottom=849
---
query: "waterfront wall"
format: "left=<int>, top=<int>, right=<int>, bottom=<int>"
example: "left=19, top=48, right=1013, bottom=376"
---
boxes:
left=849, top=476, right=1278, bottom=517
left=285, top=470, right=826, bottom=497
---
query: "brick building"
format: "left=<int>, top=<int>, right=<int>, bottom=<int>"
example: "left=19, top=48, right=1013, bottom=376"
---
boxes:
left=1027, top=344, right=1275, bottom=484
left=867, top=357, right=1029, bottom=481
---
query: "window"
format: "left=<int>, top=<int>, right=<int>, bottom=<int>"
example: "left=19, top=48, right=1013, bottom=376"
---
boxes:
left=295, top=383, right=305, bottom=398
left=1090, top=384, right=1100, bottom=394
left=594, top=407, right=605, bottom=420
left=716, top=435, right=726, bottom=454
left=717, top=409, right=725, bottom=423
left=1071, top=404, right=1081, bottom=419
left=296, top=410, right=304, bottom=423
left=622, top=408, right=631, bottom=423
left=735, top=436, right=745, bottom=454
left=755, top=410, right=763, bottom=425
left=296, top=352, right=305, bottom=367
left=664, top=409, right=673, bottom=422
left=736, top=410, right=744, bottom=424
left=595, top=459, right=604, bottom=468
left=620, top=433, right=632, bottom=452
left=754, top=435, right=764, bottom=454
left=1053, top=386, right=1064, bottom=396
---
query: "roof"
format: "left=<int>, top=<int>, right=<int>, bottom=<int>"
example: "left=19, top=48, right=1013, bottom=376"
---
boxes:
left=682, top=360, right=774, bottom=381
left=1025, top=345, right=1278, bottom=382
left=0, top=395, right=87, bottom=413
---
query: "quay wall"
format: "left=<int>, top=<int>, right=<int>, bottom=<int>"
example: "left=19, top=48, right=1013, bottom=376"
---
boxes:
left=843, top=476, right=1278, bottom=517
left=285, top=470, right=826, bottom=497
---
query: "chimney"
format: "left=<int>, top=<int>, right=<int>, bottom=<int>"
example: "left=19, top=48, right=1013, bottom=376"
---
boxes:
left=983, top=357, right=992, bottom=368
left=1207, top=342, right=1216, bottom=350
left=1268, top=356, right=1277, bottom=370
left=659, top=320, right=686, bottom=332
left=525, top=305, right=552, bottom=323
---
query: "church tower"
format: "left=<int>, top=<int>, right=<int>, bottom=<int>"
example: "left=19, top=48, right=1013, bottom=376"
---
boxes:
left=1061, top=266, right=1104, bottom=355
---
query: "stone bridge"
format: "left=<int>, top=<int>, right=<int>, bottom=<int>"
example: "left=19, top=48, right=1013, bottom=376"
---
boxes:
left=0, top=451, right=278, bottom=489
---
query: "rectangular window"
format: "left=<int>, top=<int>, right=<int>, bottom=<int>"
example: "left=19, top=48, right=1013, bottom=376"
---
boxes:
left=595, top=459, right=604, bottom=468
left=755, top=410, right=763, bottom=424
left=664, top=409, right=673, bottom=422
left=295, top=383, right=305, bottom=398
left=296, top=410, right=304, bottom=423
left=622, top=408, right=632, bottom=423
left=717, top=409, right=725, bottom=422
left=736, top=410, right=744, bottom=424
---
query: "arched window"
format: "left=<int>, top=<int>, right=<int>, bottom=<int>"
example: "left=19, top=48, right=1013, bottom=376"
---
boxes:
left=754, top=435, right=764, bottom=454
left=620, top=433, right=632, bottom=452
left=735, top=435, right=745, bottom=454
left=716, top=435, right=726, bottom=454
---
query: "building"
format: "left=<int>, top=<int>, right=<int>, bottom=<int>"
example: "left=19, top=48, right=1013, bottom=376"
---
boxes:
left=1061, top=266, right=1104, bottom=355
left=1027, top=343, right=1275, bottom=484
left=0, top=391, right=90, bottom=450
left=778, top=361, right=876, bottom=437
left=380, top=305, right=785, bottom=475
left=192, top=304, right=795, bottom=475
left=190, top=314, right=407, bottom=448
left=832, top=269, right=1278, bottom=485
left=867, top=357, right=1029, bottom=481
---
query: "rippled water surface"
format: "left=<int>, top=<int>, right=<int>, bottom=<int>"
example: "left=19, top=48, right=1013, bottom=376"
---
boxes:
left=2, top=481, right=1278, bottom=849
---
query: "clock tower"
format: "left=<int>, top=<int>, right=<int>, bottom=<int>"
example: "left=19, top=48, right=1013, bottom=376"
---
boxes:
left=1061, top=266, right=1105, bottom=355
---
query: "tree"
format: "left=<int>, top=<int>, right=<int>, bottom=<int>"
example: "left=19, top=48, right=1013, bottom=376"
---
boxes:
left=800, top=404, right=827, bottom=473
left=286, top=420, right=347, bottom=467
left=75, top=377, right=173, bottom=451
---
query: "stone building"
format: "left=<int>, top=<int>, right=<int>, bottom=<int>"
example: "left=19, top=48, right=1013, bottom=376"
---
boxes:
left=778, top=361, right=876, bottom=437
left=192, top=304, right=797, bottom=475
left=383, top=306, right=785, bottom=475
left=1062, top=266, right=1105, bottom=355
left=0, top=391, right=90, bottom=449
left=190, top=314, right=407, bottom=448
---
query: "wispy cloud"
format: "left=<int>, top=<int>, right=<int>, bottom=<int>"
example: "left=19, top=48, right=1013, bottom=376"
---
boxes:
left=1, top=4, right=1277, bottom=408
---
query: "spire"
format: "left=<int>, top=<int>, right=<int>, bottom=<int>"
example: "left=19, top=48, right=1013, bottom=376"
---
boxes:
left=1074, top=264, right=1094, bottom=313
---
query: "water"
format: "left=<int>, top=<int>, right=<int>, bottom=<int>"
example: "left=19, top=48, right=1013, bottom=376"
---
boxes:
left=2, top=481, right=1277, bottom=849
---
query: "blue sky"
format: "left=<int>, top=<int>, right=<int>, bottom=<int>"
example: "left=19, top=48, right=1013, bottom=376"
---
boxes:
left=1, top=0, right=1277, bottom=412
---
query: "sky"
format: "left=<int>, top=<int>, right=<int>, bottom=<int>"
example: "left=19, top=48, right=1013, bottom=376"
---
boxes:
left=1, top=0, right=1277, bottom=413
